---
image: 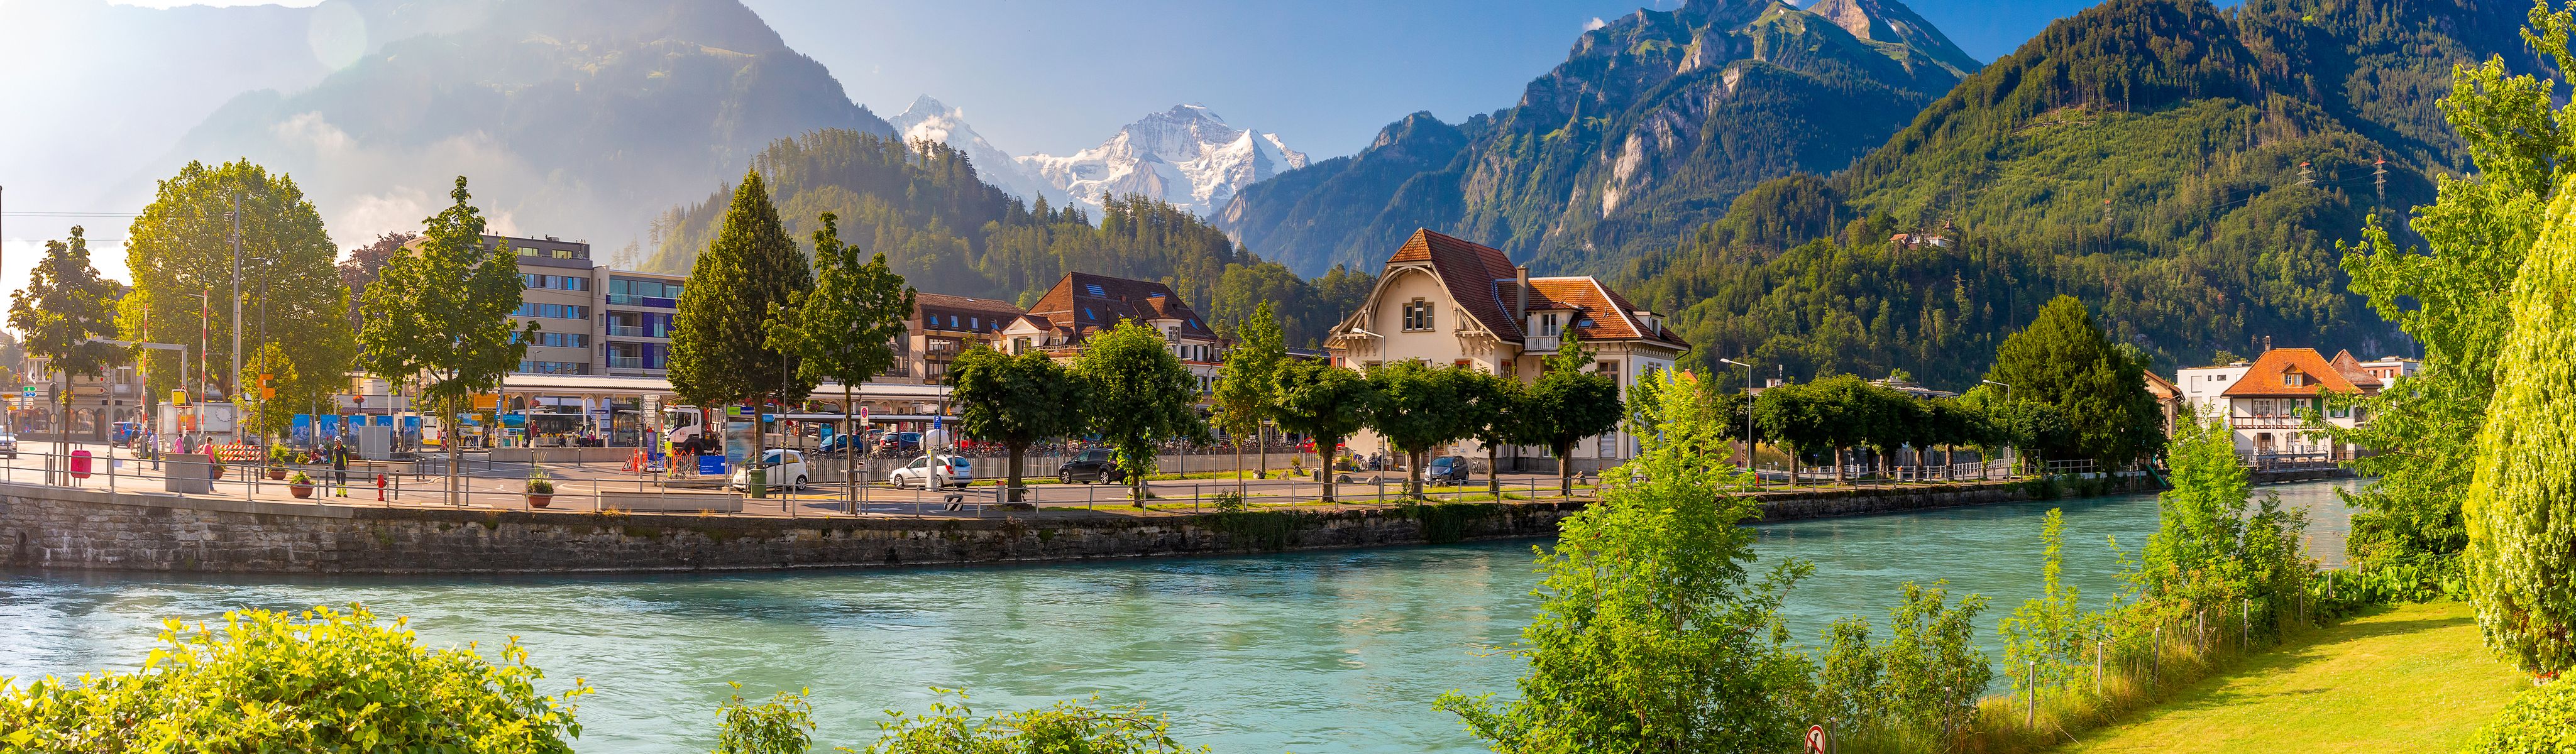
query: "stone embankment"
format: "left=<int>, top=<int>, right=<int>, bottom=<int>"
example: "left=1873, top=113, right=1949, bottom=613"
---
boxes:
left=0, top=478, right=2125, bottom=575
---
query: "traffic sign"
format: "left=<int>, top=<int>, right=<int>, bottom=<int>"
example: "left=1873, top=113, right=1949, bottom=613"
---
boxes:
left=172, top=389, right=190, bottom=406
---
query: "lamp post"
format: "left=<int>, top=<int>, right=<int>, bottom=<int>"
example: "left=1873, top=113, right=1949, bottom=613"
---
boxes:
left=1719, top=357, right=1754, bottom=476
left=1983, top=379, right=2015, bottom=474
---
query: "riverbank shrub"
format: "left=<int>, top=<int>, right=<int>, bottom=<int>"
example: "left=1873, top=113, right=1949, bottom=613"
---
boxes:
left=862, top=688, right=1207, bottom=753
left=1437, top=369, right=1818, bottom=753
left=1809, top=582, right=1993, bottom=752
left=712, top=684, right=815, bottom=754
left=0, top=604, right=589, bottom=753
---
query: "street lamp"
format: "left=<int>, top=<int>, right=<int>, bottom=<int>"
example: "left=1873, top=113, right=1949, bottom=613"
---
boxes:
left=1982, top=379, right=2016, bottom=474
left=1719, top=358, right=1754, bottom=475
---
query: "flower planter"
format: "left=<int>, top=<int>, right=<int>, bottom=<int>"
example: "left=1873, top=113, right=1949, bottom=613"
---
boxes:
left=289, top=483, right=314, bottom=499
left=526, top=494, right=553, bottom=508
left=267, top=468, right=287, bottom=481
left=211, top=466, right=226, bottom=479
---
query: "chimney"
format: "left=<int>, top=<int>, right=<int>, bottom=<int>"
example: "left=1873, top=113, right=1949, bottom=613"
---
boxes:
left=1513, top=265, right=1531, bottom=324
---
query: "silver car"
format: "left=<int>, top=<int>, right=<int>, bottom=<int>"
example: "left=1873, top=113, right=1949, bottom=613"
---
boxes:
left=887, top=454, right=974, bottom=489
left=0, top=432, right=18, bottom=459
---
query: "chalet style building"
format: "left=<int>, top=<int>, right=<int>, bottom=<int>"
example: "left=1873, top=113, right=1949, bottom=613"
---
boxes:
left=1002, top=272, right=1228, bottom=396
left=2173, top=347, right=2419, bottom=459
left=1324, top=229, right=1688, bottom=471
left=889, top=293, right=1025, bottom=385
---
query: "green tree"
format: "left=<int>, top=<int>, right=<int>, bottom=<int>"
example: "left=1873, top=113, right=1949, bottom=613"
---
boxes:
left=0, top=604, right=588, bottom=753
left=1984, top=295, right=2164, bottom=467
left=1271, top=358, right=1376, bottom=503
left=1523, top=331, right=1624, bottom=496
left=949, top=345, right=1084, bottom=502
left=2332, top=11, right=2576, bottom=567
left=2465, top=163, right=2576, bottom=677
left=1074, top=320, right=1206, bottom=505
left=1875, top=581, right=1992, bottom=747
left=767, top=212, right=914, bottom=505
left=123, top=159, right=353, bottom=412
left=356, top=178, right=534, bottom=504
left=1755, top=380, right=1830, bottom=486
left=671, top=168, right=816, bottom=494
left=236, top=342, right=298, bottom=442
left=1435, top=368, right=1811, bottom=753
left=1212, top=302, right=1287, bottom=490
left=1998, top=508, right=2089, bottom=697
left=8, top=226, right=122, bottom=462
left=1365, top=360, right=1475, bottom=498
left=1459, top=368, right=1533, bottom=498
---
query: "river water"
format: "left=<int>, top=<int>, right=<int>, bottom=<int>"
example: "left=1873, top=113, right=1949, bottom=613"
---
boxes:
left=0, top=479, right=2357, bottom=753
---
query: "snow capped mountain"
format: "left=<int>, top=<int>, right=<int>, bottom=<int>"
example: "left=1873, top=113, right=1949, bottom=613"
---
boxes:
left=1018, top=104, right=1309, bottom=217
left=888, top=96, right=1066, bottom=207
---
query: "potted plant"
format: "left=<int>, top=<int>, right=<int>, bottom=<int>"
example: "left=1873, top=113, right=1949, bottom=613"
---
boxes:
left=287, top=471, right=315, bottom=499
left=266, top=445, right=295, bottom=480
left=524, top=475, right=554, bottom=508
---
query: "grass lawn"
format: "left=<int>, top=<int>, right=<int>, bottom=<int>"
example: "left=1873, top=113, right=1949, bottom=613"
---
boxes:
left=2056, top=600, right=2528, bottom=753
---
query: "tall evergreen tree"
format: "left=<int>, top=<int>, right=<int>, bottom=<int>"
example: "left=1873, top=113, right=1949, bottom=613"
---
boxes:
left=8, top=226, right=122, bottom=462
left=356, top=178, right=531, bottom=503
left=2465, top=166, right=2576, bottom=678
left=670, top=169, right=815, bottom=493
left=1983, top=295, right=2164, bottom=467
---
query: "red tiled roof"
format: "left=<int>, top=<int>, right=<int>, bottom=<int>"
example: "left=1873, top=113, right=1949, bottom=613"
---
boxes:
left=1524, top=277, right=1688, bottom=348
left=912, top=292, right=1023, bottom=334
left=1394, top=229, right=1524, bottom=339
left=2221, top=348, right=2364, bottom=397
left=1019, top=271, right=1218, bottom=344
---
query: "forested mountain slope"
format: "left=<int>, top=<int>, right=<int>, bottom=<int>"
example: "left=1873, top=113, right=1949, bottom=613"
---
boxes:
left=643, top=130, right=1373, bottom=347
left=1215, top=0, right=1979, bottom=277
left=1617, top=0, right=2536, bottom=390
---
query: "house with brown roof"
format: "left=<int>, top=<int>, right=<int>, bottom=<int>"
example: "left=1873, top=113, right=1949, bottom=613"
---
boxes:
left=1324, top=229, right=1688, bottom=471
left=2176, top=347, right=2379, bottom=459
left=888, top=292, right=1026, bottom=385
left=1001, top=272, right=1228, bottom=396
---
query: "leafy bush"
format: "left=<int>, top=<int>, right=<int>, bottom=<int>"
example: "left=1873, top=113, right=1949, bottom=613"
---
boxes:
left=711, top=684, right=814, bottom=754
left=2465, top=678, right=2576, bottom=754
left=526, top=476, right=554, bottom=495
left=288, top=471, right=312, bottom=485
left=265, top=445, right=297, bottom=465
left=0, top=604, right=588, bottom=753
left=863, top=688, right=1206, bottom=753
left=1438, top=369, right=1816, bottom=753
left=1808, top=581, right=1993, bottom=750
left=1209, top=491, right=1248, bottom=513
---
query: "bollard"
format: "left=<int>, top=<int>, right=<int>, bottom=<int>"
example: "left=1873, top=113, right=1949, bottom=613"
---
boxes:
left=376, top=474, right=387, bottom=502
left=2026, top=660, right=2037, bottom=727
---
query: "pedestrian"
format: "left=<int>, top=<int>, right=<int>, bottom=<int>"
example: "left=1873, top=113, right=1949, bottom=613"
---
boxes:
left=331, top=439, right=350, bottom=497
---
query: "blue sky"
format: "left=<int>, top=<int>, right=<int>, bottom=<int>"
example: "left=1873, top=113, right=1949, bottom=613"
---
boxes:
left=103, top=0, right=2111, bottom=157
left=739, top=0, right=2108, bottom=158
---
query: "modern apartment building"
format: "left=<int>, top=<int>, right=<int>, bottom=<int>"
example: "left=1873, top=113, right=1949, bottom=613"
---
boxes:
left=467, top=235, right=686, bottom=376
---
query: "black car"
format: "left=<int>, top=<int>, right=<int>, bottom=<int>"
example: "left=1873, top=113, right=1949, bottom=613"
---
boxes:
left=1426, top=455, right=1470, bottom=485
left=876, top=432, right=922, bottom=454
left=1056, top=449, right=1126, bottom=483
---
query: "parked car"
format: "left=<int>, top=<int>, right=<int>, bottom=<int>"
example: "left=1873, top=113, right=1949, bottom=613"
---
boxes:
left=110, top=421, right=145, bottom=447
left=1426, top=455, right=1470, bottom=485
left=877, top=432, right=923, bottom=454
left=729, top=449, right=809, bottom=491
left=0, top=432, right=16, bottom=459
left=1055, top=449, right=1126, bottom=484
left=888, top=454, right=974, bottom=488
left=814, top=434, right=868, bottom=457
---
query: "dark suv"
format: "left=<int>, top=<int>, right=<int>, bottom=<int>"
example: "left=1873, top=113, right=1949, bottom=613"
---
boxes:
left=1426, top=455, right=1470, bottom=485
left=1055, top=449, right=1126, bottom=483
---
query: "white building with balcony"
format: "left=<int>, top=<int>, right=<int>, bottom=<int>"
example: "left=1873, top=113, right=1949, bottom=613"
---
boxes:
left=1323, top=229, right=1687, bottom=471
left=2173, top=347, right=2416, bottom=460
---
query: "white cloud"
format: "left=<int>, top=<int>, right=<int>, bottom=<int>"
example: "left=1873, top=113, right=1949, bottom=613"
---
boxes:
left=270, top=111, right=352, bottom=155
left=1583, top=17, right=1607, bottom=31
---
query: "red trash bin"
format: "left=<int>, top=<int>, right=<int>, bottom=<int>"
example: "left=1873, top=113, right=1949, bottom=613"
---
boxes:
left=69, top=450, right=93, bottom=479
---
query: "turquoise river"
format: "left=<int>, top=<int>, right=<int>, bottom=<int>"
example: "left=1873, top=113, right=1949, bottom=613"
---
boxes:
left=0, top=479, right=2357, bottom=753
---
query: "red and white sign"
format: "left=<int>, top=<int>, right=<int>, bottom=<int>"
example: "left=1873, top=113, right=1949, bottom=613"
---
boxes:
left=1805, top=725, right=1828, bottom=754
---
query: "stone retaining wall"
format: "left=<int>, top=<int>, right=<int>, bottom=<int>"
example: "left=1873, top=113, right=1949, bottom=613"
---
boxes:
left=0, top=478, right=2140, bottom=575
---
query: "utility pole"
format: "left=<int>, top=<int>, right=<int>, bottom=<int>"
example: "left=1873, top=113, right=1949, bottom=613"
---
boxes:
left=228, top=192, right=243, bottom=404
